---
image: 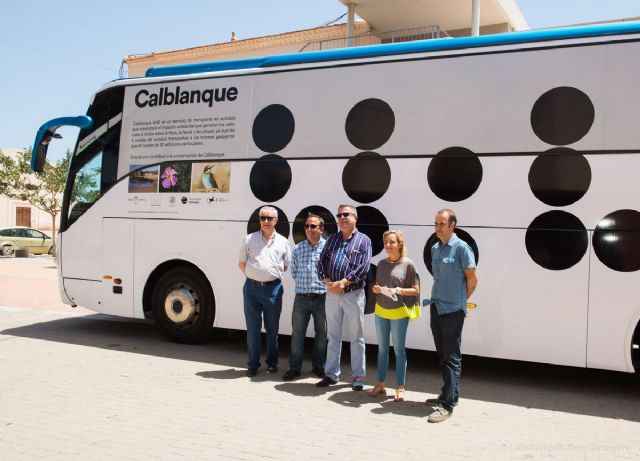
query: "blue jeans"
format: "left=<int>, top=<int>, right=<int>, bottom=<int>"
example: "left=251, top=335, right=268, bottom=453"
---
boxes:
left=243, top=279, right=283, bottom=370
left=430, top=306, right=465, bottom=411
left=324, top=289, right=366, bottom=381
left=289, top=293, right=327, bottom=371
left=375, top=315, right=409, bottom=386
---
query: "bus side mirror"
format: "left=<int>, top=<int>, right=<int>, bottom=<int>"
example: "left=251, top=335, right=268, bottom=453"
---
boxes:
left=31, top=115, right=93, bottom=173
left=32, top=144, right=47, bottom=173
left=33, top=130, right=62, bottom=173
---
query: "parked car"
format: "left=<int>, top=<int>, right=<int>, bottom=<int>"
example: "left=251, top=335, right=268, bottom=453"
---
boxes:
left=0, top=226, right=53, bottom=256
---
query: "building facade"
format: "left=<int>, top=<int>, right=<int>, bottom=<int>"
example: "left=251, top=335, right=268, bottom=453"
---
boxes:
left=123, top=0, right=528, bottom=77
left=0, top=148, right=57, bottom=233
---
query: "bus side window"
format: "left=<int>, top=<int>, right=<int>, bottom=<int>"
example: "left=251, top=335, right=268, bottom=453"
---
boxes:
left=100, top=129, right=119, bottom=192
left=67, top=152, right=103, bottom=226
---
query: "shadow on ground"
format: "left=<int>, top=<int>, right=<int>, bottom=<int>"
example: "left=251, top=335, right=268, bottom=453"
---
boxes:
left=2, top=313, right=639, bottom=421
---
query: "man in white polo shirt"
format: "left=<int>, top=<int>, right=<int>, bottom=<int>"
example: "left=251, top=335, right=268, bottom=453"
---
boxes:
left=238, top=206, right=291, bottom=377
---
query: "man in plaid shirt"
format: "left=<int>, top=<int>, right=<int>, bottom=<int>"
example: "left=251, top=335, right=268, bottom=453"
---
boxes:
left=282, top=213, right=327, bottom=381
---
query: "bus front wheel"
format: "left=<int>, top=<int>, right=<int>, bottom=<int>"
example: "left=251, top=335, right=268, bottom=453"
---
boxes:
left=151, top=267, right=214, bottom=343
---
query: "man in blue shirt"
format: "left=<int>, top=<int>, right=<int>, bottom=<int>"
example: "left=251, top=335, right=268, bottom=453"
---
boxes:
left=316, top=205, right=372, bottom=390
left=427, top=208, right=478, bottom=423
left=283, top=213, right=327, bottom=381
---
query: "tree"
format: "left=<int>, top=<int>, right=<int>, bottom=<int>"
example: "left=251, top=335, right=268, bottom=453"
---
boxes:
left=0, top=148, right=70, bottom=255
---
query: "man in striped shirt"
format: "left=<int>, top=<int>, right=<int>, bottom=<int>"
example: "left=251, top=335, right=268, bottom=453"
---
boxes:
left=316, top=204, right=372, bottom=390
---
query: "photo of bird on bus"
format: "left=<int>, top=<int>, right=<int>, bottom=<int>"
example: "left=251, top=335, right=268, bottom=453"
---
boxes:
left=190, top=162, right=231, bottom=193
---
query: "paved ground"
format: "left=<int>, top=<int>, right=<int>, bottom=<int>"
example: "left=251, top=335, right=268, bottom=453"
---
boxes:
left=0, top=254, right=91, bottom=314
left=1, top=256, right=639, bottom=460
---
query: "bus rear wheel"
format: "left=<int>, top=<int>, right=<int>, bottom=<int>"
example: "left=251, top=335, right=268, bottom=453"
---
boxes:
left=151, top=267, right=214, bottom=343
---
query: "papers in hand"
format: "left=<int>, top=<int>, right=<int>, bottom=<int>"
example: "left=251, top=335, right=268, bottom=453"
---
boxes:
left=379, top=286, right=398, bottom=301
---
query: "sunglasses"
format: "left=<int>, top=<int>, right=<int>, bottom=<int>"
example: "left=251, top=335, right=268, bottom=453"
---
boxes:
left=259, top=216, right=275, bottom=222
left=304, top=224, right=321, bottom=229
left=336, top=212, right=353, bottom=219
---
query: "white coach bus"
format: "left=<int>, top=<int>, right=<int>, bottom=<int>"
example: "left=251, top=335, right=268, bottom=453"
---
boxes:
left=33, top=21, right=640, bottom=372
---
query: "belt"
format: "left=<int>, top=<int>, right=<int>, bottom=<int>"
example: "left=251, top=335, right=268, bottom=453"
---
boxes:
left=246, top=278, right=280, bottom=287
left=297, top=292, right=326, bottom=297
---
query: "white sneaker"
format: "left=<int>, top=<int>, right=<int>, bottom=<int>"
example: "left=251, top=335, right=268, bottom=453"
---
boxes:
left=428, top=406, right=451, bottom=423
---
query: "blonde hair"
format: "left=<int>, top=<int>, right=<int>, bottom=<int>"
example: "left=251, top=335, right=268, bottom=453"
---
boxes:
left=383, top=230, right=407, bottom=258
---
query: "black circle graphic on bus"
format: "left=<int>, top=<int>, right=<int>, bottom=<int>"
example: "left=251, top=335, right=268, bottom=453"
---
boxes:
left=355, top=205, right=389, bottom=257
left=252, top=104, right=295, bottom=153
left=593, top=209, right=640, bottom=272
left=247, top=205, right=290, bottom=239
left=525, top=210, right=587, bottom=270
left=292, top=205, right=336, bottom=244
left=249, top=154, right=292, bottom=202
left=342, top=151, right=391, bottom=203
left=364, top=263, right=377, bottom=315
left=423, top=228, right=479, bottom=275
left=427, top=146, right=482, bottom=202
left=345, top=98, right=395, bottom=151
left=528, top=147, right=592, bottom=206
left=530, top=87, right=595, bottom=146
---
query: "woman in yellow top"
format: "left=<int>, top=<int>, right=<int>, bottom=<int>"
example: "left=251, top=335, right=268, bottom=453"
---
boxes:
left=367, top=230, right=420, bottom=402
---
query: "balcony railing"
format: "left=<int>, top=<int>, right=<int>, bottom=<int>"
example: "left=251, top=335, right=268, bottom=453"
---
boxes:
left=300, top=25, right=449, bottom=52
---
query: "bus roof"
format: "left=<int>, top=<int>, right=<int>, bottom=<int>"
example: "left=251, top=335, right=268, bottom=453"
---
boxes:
left=145, top=20, right=640, bottom=78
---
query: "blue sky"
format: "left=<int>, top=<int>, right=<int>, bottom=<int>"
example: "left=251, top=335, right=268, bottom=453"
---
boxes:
left=2, top=0, right=639, bottom=162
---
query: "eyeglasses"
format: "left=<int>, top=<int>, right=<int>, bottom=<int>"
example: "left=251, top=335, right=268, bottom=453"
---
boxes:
left=304, top=224, right=320, bottom=229
left=336, top=212, right=353, bottom=219
left=259, top=216, right=275, bottom=222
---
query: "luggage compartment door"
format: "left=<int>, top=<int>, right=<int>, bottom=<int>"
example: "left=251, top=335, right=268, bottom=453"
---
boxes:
left=101, top=218, right=134, bottom=317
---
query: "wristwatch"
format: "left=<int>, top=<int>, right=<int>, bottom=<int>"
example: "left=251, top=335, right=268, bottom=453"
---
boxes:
left=339, top=280, right=345, bottom=289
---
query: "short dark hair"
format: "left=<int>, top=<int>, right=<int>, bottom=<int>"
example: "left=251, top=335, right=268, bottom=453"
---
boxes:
left=306, top=212, right=324, bottom=227
left=437, top=208, right=457, bottom=226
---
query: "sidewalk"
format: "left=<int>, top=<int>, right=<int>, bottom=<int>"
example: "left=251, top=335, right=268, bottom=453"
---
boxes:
left=1, top=305, right=639, bottom=461
left=1, top=256, right=639, bottom=460
left=0, top=255, right=91, bottom=314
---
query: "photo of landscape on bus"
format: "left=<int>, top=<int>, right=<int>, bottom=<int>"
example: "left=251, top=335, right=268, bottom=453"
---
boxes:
left=128, top=165, right=159, bottom=193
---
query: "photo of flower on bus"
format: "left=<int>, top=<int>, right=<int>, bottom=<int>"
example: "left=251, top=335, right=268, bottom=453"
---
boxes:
left=190, top=162, right=231, bottom=193
left=158, top=162, right=192, bottom=193
left=128, top=165, right=159, bottom=193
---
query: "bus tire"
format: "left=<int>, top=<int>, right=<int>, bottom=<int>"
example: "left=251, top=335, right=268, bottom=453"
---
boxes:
left=632, top=321, right=640, bottom=373
left=151, top=267, right=214, bottom=344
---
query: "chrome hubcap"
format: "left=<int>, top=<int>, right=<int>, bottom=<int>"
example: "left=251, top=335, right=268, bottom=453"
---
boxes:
left=164, top=286, right=198, bottom=325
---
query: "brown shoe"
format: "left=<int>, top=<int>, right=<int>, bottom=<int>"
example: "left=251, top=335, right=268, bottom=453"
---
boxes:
left=367, top=383, right=386, bottom=397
